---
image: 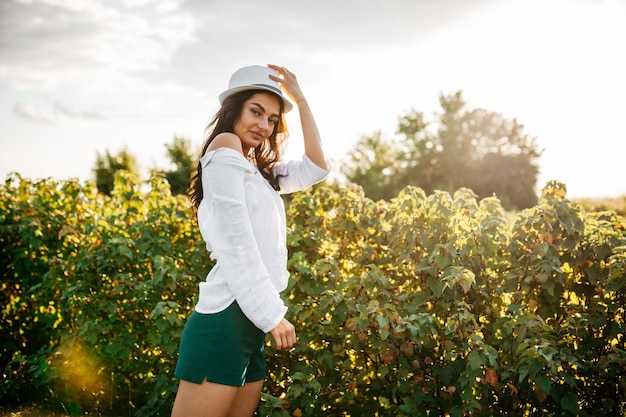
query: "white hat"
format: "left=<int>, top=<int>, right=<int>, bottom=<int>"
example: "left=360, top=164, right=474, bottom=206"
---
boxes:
left=218, top=65, right=293, bottom=113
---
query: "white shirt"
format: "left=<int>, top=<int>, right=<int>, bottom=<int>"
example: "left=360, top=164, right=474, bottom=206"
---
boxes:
left=195, top=147, right=330, bottom=333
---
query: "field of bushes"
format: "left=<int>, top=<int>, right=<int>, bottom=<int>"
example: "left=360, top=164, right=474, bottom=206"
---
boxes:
left=1, top=173, right=624, bottom=416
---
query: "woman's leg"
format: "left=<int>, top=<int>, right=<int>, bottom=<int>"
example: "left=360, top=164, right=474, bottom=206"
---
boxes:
left=171, top=378, right=239, bottom=417
left=226, top=380, right=264, bottom=417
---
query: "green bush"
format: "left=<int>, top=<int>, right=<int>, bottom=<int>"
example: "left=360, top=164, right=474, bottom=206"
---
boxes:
left=1, top=173, right=209, bottom=415
left=1, top=174, right=624, bottom=416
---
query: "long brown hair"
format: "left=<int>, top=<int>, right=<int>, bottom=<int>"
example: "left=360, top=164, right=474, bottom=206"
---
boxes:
left=188, top=89, right=288, bottom=212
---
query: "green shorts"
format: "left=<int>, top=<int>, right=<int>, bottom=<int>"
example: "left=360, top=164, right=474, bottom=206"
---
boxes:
left=174, top=301, right=266, bottom=386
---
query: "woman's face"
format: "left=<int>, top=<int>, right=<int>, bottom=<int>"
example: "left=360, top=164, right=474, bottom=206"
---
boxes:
left=234, top=92, right=281, bottom=156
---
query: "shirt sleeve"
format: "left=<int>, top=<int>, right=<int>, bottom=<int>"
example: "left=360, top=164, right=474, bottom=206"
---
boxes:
left=199, top=148, right=287, bottom=333
left=274, top=154, right=331, bottom=195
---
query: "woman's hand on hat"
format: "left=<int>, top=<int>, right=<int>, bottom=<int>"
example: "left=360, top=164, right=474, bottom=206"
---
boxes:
left=268, top=64, right=306, bottom=106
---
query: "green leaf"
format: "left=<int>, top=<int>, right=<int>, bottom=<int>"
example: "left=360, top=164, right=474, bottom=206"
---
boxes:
left=467, top=349, right=484, bottom=370
left=484, top=345, right=498, bottom=368
left=528, top=358, right=543, bottom=376
left=380, top=327, right=390, bottom=341
left=427, top=277, right=445, bottom=297
left=561, top=395, right=579, bottom=413
left=375, top=315, right=389, bottom=329
left=535, top=375, right=551, bottom=394
left=117, top=244, right=133, bottom=259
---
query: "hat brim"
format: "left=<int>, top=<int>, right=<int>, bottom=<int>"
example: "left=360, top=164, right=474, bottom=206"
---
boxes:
left=219, top=85, right=293, bottom=113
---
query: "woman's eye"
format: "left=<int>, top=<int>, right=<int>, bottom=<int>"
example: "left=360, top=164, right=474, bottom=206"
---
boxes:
left=269, top=119, right=277, bottom=125
left=251, top=109, right=261, bottom=116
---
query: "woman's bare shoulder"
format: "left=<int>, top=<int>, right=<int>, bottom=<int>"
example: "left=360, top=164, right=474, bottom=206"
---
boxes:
left=206, top=132, right=243, bottom=154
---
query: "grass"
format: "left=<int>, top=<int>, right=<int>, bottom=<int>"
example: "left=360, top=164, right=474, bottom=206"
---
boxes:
left=0, top=404, right=123, bottom=417
left=0, top=406, right=69, bottom=417
left=574, top=195, right=626, bottom=217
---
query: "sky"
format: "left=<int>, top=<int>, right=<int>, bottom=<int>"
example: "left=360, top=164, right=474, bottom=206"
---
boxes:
left=1, top=0, right=625, bottom=199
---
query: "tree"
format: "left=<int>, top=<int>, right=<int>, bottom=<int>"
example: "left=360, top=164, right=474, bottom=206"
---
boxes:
left=160, top=136, right=197, bottom=196
left=341, top=131, right=403, bottom=202
left=341, top=90, right=543, bottom=209
left=395, top=108, right=439, bottom=194
left=93, top=148, right=139, bottom=195
left=434, top=92, right=542, bottom=208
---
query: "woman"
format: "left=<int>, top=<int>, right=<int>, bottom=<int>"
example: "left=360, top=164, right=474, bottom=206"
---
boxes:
left=171, top=64, right=330, bottom=417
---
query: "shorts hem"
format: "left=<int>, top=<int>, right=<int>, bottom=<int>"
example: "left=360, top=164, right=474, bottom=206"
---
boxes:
left=175, top=365, right=250, bottom=387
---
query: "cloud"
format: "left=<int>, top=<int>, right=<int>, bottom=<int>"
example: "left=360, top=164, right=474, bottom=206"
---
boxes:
left=162, top=0, right=498, bottom=95
left=0, top=0, right=497, bottom=95
left=53, top=101, right=106, bottom=120
left=13, top=100, right=107, bottom=123
left=13, top=102, right=55, bottom=123
left=0, top=0, right=195, bottom=91
left=179, top=0, right=496, bottom=47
